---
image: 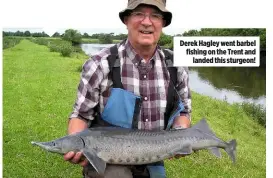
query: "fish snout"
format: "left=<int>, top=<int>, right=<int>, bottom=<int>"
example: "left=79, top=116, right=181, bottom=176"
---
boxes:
left=31, top=141, right=55, bottom=147
left=31, top=141, right=61, bottom=153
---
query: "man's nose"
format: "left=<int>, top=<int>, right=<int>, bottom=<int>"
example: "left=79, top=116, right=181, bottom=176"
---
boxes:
left=141, top=15, right=153, bottom=26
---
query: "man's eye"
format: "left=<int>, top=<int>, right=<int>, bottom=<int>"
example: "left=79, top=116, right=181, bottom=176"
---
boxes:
left=152, top=14, right=163, bottom=19
left=134, top=12, right=144, bottom=16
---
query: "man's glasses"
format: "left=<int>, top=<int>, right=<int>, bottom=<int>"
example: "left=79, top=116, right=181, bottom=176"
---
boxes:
left=130, top=12, right=164, bottom=23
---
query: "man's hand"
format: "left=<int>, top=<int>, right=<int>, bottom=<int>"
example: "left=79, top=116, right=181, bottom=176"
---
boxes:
left=172, top=115, right=191, bottom=129
left=64, top=151, right=89, bottom=167
left=63, top=118, right=89, bottom=167
left=169, top=115, right=191, bottom=159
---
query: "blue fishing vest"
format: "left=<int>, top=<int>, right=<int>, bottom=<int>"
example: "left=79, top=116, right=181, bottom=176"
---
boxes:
left=91, top=42, right=185, bottom=178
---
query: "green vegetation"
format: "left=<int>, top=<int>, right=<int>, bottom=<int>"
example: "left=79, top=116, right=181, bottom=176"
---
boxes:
left=3, top=28, right=266, bottom=49
left=240, top=102, right=266, bottom=128
left=89, top=33, right=127, bottom=41
left=3, top=30, right=49, bottom=37
left=28, top=37, right=86, bottom=57
left=62, top=29, right=82, bottom=45
left=3, top=40, right=87, bottom=177
left=3, top=40, right=265, bottom=178
left=3, top=30, right=127, bottom=44
left=158, top=32, right=173, bottom=49
left=3, top=36, right=23, bottom=49
left=82, top=33, right=122, bottom=44
left=98, top=33, right=113, bottom=44
left=165, top=93, right=265, bottom=178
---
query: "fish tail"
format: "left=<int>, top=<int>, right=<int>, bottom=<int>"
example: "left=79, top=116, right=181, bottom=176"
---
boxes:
left=224, top=139, right=237, bottom=163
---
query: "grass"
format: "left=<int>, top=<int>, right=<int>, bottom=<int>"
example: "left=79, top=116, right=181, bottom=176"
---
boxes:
left=3, top=40, right=266, bottom=178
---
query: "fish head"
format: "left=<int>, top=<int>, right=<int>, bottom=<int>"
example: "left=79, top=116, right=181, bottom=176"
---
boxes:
left=31, top=135, right=85, bottom=154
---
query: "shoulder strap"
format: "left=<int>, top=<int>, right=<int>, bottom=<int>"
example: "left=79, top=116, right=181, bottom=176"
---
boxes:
left=162, top=49, right=177, bottom=85
left=162, top=49, right=179, bottom=129
left=107, top=44, right=123, bottom=89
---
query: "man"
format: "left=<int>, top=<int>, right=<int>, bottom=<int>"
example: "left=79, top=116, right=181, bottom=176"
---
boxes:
left=64, top=0, right=192, bottom=177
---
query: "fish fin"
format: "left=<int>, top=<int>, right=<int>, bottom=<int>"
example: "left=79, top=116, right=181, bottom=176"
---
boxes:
left=224, top=139, right=237, bottom=164
left=192, top=118, right=217, bottom=137
left=208, top=147, right=222, bottom=158
left=176, top=145, right=193, bottom=155
left=82, top=149, right=106, bottom=175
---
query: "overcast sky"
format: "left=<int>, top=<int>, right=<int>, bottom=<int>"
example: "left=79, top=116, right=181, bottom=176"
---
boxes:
left=1, top=0, right=268, bottom=36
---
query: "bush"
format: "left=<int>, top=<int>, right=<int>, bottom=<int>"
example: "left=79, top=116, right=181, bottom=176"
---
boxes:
left=72, top=45, right=84, bottom=53
left=240, top=102, right=266, bottom=127
left=48, top=43, right=60, bottom=52
left=98, top=34, right=113, bottom=44
left=29, top=37, right=81, bottom=57
left=59, top=43, right=73, bottom=57
left=34, top=38, right=48, bottom=46
left=3, top=37, right=22, bottom=49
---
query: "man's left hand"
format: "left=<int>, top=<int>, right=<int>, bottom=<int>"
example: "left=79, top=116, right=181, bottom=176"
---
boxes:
left=172, top=115, right=191, bottom=129
left=169, top=116, right=191, bottom=159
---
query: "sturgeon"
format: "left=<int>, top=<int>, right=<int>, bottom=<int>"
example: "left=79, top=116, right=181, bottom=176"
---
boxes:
left=31, top=118, right=237, bottom=175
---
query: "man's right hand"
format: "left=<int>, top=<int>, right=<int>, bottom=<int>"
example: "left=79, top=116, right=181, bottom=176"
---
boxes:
left=64, top=118, right=89, bottom=167
left=64, top=151, right=89, bottom=167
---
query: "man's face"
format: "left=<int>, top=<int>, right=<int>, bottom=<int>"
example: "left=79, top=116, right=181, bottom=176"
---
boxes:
left=124, top=5, right=165, bottom=47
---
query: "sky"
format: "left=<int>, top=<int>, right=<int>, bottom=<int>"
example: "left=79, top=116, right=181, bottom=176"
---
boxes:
left=1, top=0, right=269, bottom=36
left=2, top=0, right=203, bottom=36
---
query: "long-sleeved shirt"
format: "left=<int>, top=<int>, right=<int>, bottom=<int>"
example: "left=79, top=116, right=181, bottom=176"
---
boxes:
left=69, top=39, right=191, bottom=130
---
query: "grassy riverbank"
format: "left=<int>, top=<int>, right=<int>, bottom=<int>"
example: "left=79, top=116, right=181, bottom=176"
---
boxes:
left=3, top=40, right=266, bottom=178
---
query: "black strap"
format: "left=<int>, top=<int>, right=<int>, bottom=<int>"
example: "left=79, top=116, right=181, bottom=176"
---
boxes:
left=163, top=49, right=177, bottom=85
left=163, top=49, right=179, bottom=129
left=132, top=98, right=141, bottom=129
left=107, top=45, right=123, bottom=89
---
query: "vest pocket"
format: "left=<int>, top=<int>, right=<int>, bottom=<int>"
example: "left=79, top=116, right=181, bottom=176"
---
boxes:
left=101, top=88, right=141, bottom=128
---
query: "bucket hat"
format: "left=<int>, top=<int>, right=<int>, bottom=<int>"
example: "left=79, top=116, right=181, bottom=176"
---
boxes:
left=119, top=0, right=172, bottom=27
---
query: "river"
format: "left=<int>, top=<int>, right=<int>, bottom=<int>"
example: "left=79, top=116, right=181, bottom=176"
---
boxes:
left=80, top=43, right=266, bottom=108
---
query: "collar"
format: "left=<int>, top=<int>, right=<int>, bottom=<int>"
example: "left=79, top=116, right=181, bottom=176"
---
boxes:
left=123, top=38, right=164, bottom=66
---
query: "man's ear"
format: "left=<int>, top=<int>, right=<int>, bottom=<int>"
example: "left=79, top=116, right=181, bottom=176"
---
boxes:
left=162, top=20, right=166, bottom=27
left=124, top=16, right=129, bottom=25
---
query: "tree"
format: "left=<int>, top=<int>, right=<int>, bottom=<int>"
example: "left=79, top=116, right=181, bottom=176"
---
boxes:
left=113, top=33, right=127, bottom=40
left=52, top=32, right=61, bottom=37
left=24, top=31, right=31, bottom=37
left=158, top=32, right=172, bottom=46
left=62, top=29, right=82, bottom=45
left=182, top=29, right=199, bottom=36
left=14, top=30, right=24, bottom=36
left=41, top=31, right=49, bottom=37
left=83, top=33, right=90, bottom=38
left=98, top=33, right=113, bottom=44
